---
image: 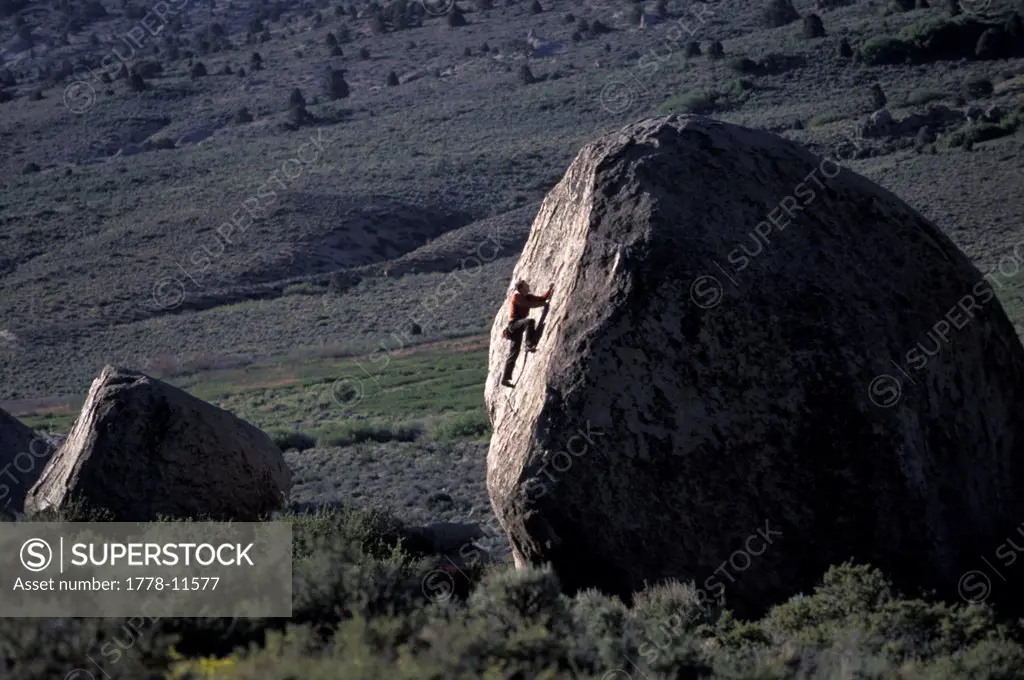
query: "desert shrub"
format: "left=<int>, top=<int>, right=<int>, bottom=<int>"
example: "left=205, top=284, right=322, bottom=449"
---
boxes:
left=859, top=35, right=913, bottom=64
left=658, top=89, right=718, bottom=114
left=519, top=63, right=535, bottom=84
left=889, top=0, right=915, bottom=11
left=803, top=13, right=825, bottom=37
left=250, top=51, right=263, bottom=70
left=331, top=45, right=344, bottom=56
left=628, top=4, right=642, bottom=24
left=916, top=0, right=929, bottom=6
left=530, top=0, right=542, bottom=13
left=838, top=36, right=853, bottom=57
left=870, top=82, right=887, bottom=109
left=325, top=32, right=338, bottom=48
left=755, top=52, right=805, bottom=74
left=707, top=40, right=725, bottom=58
left=1007, top=11, right=1024, bottom=40
left=128, top=71, right=146, bottom=91
left=289, top=88, right=306, bottom=108
left=589, top=19, right=611, bottom=35
left=807, top=112, right=845, bottom=127
left=963, top=77, right=993, bottom=98
left=235, top=107, right=253, bottom=123
left=905, top=88, right=945, bottom=106
left=428, top=410, right=491, bottom=440
left=145, top=137, right=176, bottom=150
left=190, top=61, right=207, bottom=77
left=270, top=429, right=317, bottom=452
left=728, top=56, right=758, bottom=74
left=576, top=17, right=590, bottom=33
left=685, top=40, right=701, bottom=57
left=21, top=162, right=40, bottom=174
left=947, top=0, right=960, bottom=15
left=359, top=46, right=370, bottom=59
left=386, top=71, right=399, bottom=86
left=974, top=27, right=1005, bottom=59
left=134, top=60, right=162, bottom=77
left=324, top=69, right=350, bottom=99
left=944, top=114, right=1023, bottom=148
left=287, top=104, right=311, bottom=127
left=764, top=0, right=799, bottom=27
left=317, top=421, right=422, bottom=446
left=447, top=7, right=467, bottom=26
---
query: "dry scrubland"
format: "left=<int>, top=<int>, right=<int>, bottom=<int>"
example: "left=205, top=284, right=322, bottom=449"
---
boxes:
left=2, top=0, right=1024, bottom=676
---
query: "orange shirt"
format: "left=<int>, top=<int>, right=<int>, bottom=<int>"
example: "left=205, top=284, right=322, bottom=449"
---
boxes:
left=509, top=291, right=548, bottom=321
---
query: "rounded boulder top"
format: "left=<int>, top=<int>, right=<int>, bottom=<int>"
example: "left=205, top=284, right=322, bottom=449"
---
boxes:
left=485, top=114, right=1024, bottom=617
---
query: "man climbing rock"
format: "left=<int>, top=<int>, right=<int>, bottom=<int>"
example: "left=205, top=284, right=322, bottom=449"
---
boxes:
left=500, top=280, right=551, bottom=388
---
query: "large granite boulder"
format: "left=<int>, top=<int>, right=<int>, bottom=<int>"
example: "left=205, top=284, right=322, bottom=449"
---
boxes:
left=0, top=408, right=55, bottom=512
left=484, top=114, right=1024, bottom=615
left=26, top=365, right=291, bottom=520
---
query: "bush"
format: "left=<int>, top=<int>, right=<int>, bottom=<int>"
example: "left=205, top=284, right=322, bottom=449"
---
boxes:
left=974, top=27, right=1005, bottom=59
left=190, top=61, right=207, bottom=77
left=707, top=40, right=725, bottom=58
left=764, top=0, right=799, bottom=27
left=963, top=77, right=993, bottom=98
left=728, top=56, right=758, bottom=74
left=803, top=13, right=825, bottom=37
left=870, top=82, right=887, bottom=109
left=905, top=88, right=945, bottom=106
left=289, top=87, right=306, bottom=108
left=428, top=410, right=491, bottom=440
left=530, top=0, right=542, bottom=13
left=944, top=114, right=1022, bottom=148
left=359, top=46, right=370, bottom=59
left=386, top=71, right=399, bottom=86
left=145, top=137, right=176, bottom=150
left=317, top=421, right=422, bottom=446
left=21, top=162, right=40, bottom=174
left=128, top=71, right=146, bottom=91
left=447, top=7, right=467, bottom=26
left=838, top=36, right=853, bottom=57
left=859, top=35, right=913, bottom=65
left=270, top=429, right=317, bottom=452
left=250, top=51, right=263, bottom=70
left=235, top=107, right=253, bottom=123
left=324, top=69, right=350, bottom=99
left=658, top=89, right=718, bottom=114
left=806, top=112, right=845, bottom=127
left=589, top=19, right=611, bottom=35
left=519, top=64, right=535, bottom=84
left=684, top=40, right=701, bottom=57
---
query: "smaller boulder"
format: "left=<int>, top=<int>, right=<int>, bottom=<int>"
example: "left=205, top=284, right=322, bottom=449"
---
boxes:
left=26, top=366, right=291, bottom=521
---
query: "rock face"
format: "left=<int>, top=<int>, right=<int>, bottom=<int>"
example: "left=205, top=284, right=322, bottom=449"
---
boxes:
left=484, top=115, right=1024, bottom=616
left=0, top=408, right=54, bottom=512
left=26, top=366, right=291, bottom=521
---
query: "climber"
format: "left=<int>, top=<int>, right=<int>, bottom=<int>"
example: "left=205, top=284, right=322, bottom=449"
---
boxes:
left=500, top=280, right=552, bottom=388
